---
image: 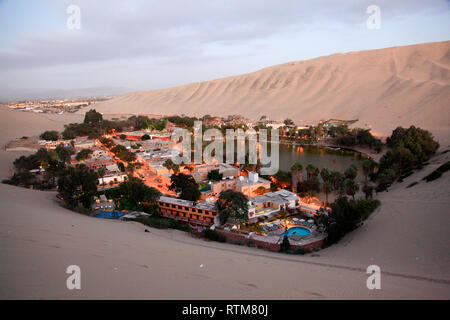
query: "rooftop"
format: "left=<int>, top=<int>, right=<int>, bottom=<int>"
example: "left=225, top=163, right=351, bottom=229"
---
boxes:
left=158, top=196, right=217, bottom=212
left=250, top=189, right=299, bottom=205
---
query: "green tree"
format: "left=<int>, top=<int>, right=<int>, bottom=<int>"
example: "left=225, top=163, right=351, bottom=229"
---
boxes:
left=280, top=235, right=291, bottom=253
left=62, top=127, right=76, bottom=140
left=83, top=109, right=103, bottom=125
left=57, top=164, right=98, bottom=209
left=55, top=143, right=73, bottom=163
left=305, top=164, right=319, bottom=181
left=376, top=169, right=396, bottom=192
left=362, top=184, right=374, bottom=200
left=97, top=166, right=106, bottom=186
left=75, top=149, right=93, bottom=161
left=169, top=173, right=201, bottom=201
left=40, top=130, right=59, bottom=141
left=290, top=162, right=303, bottom=192
left=215, top=190, right=249, bottom=225
left=117, top=162, right=125, bottom=172
left=362, top=159, right=375, bottom=184
left=207, top=169, right=223, bottom=182
left=344, top=164, right=358, bottom=180
left=345, top=179, right=359, bottom=200
left=322, top=180, right=332, bottom=205
left=114, top=177, right=161, bottom=210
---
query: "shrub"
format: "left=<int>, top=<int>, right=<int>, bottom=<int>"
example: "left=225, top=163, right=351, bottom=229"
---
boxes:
left=423, top=161, right=450, bottom=182
left=132, top=216, right=190, bottom=232
left=202, top=229, right=226, bottom=242
left=406, top=182, right=419, bottom=188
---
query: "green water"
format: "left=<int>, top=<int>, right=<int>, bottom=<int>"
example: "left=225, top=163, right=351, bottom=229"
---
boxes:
left=277, top=144, right=366, bottom=181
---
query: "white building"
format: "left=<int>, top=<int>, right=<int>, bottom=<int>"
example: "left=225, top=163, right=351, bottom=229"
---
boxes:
left=247, top=189, right=300, bottom=221
left=205, top=172, right=271, bottom=199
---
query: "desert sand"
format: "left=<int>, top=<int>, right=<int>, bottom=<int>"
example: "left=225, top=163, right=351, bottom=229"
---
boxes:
left=90, top=41, right=450, bottom=146
left=0, top=106, right=449, bottom=299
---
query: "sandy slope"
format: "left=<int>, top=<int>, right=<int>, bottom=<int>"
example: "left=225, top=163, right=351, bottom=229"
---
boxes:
left=0, top=107, right=83, bottom=179
left=89, top=41, right=450, bottom=145
left=0, top=108, right=449, bottom=299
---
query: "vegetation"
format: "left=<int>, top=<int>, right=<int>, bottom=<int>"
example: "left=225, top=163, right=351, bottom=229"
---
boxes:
left=162, top=159, right=180, bottom=174
left=334, top=128, right=383, bottom=152
left=216, top=190, right=249, bottom=225
left=207, top=169, right=223, bottom=182
left=166, top=115, right=197, bottom=129
left=318, top=197, right=380, bottom=246
left=83, top=109, right=103, bottom=125
left=280, top=235, right=291, bottom=253
left=423, top=161, right=450, bottom=182
left=132, top=215, right=191, bottom=232
left=57, top=164, right=98, bottom=209
left=40, top=130, right=59, bottom=141
left=55, top=143, right=74, bottom=163
left=75, top=149, right=93, bottom=161
left=202, top=229, right=226, bottom=242
left=169, top=173, right=201, bottom=201
left=379, top=126, right=439, bottom=176
left=105, top=177, right=161, bottom=211
left=110, top=144, right=136, bottom=162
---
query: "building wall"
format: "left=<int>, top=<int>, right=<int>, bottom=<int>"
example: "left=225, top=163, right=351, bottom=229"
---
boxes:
left=157, top=200, right=217, bottom=227
left=100, top=174, right=127, bottom=185
left=215, top=229, right=325, bottom=253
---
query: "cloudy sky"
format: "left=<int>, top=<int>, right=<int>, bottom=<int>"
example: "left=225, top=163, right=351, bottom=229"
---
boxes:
left=0, top=0, right=449, bottom=98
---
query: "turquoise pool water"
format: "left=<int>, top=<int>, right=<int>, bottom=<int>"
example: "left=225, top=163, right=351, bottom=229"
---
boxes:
left=94, top=211, right=124, bottom=220
left=281, top=227, right=311, bottom=237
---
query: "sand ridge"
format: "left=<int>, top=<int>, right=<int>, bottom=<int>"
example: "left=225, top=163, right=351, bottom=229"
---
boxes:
left=88, top=41, right=450, bottom=145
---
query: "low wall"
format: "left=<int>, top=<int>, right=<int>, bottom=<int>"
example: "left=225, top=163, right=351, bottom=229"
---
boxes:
left=215, top=229, right=325, bottom=253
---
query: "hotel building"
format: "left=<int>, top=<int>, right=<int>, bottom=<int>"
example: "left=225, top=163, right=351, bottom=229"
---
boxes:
left=156, top=196, right=218, bottom=229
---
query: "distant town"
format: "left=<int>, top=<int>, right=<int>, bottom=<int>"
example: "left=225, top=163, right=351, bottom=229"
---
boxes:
left=4, top=97, right=112, bottom=114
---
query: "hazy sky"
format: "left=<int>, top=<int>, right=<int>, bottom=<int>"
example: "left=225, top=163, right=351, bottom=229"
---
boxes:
left=0, top=0, right=449, bottom=95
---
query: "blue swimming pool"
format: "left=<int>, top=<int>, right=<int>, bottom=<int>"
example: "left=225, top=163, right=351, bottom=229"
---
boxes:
left=281, top=227, right=311, bottom=237
left=94, top=211, right=124, bottom=220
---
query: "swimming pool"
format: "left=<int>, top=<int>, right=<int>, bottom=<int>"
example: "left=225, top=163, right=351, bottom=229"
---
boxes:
left=281, top=227, right=311, bottom=237
left=94, top=211, right=124, bottom=220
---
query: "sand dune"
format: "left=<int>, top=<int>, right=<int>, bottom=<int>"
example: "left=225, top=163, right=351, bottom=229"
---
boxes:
left=0, top=107, right=449, bottom=299
left=90, top=41, right=450, bottom=145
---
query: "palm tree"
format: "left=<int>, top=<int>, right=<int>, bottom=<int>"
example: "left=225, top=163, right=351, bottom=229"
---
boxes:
left=362, top=159, right=375, bottom=183
left=306, top=164, right=319, bottom=181
left=98, top=166, right=106, bottom=186
left=322, top=180, right=332, bottom=205
left=163, top=159, right=175, bottom=174
left=362, top=184, right=374, bottom=200
left=320, top=168, right=330, bottom=183
left=290, top=162, right=303, bottom=192
left=345, top=179, right=359, bottom=201
left=344, top=164, right=358, bottom=180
